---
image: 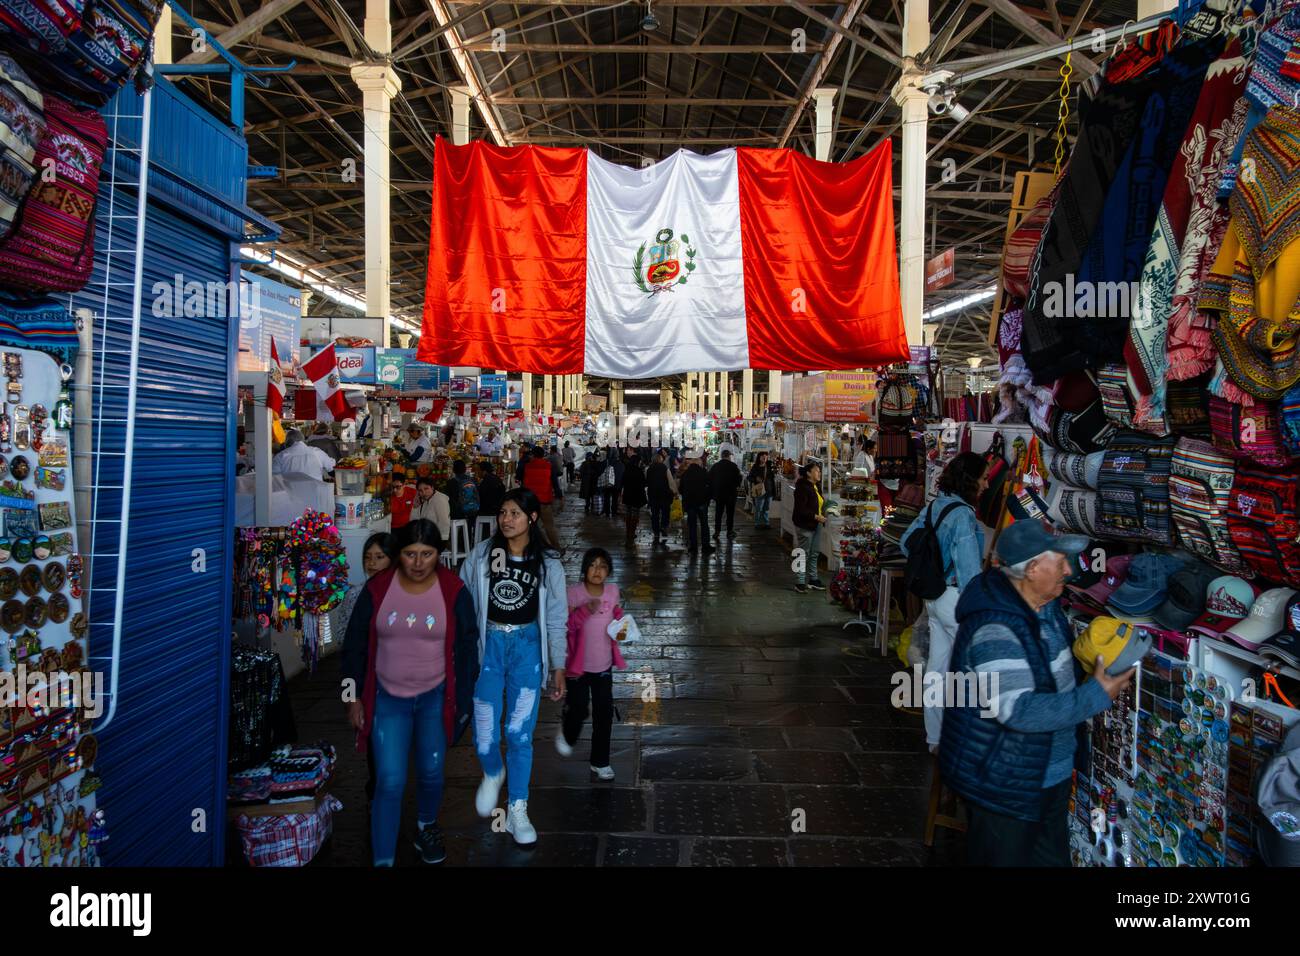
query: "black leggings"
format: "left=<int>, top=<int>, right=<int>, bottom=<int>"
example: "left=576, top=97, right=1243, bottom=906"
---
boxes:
left=561, top=671, right=614, bottom=767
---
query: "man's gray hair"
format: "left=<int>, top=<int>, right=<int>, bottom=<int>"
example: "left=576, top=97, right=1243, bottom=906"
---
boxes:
left=999, top=551, right=1062, bottom=580
left=284, top=427, right=305, bottom=446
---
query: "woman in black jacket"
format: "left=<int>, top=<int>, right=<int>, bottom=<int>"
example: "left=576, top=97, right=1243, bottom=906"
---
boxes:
left=341, top=519, right=479, bottom=866
left=791, top=463, right=826, bottom=593
left=621, top=450, right=648, bottom=547
left=645, top=450, right=675, bottom=547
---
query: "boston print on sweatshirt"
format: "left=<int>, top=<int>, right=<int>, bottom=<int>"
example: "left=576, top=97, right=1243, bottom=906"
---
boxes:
left=419, top=137, right=907, bottom=376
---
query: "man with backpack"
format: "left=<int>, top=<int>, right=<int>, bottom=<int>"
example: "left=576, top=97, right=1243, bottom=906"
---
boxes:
left=448, top=458, right=480, bottom=535
left=899, top=452, right=988, bottom=752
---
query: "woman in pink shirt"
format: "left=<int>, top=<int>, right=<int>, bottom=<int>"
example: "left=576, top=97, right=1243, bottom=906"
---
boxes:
left=555, top=548, right=627, bottom=780
left=341, top=519, right=479, bottom=866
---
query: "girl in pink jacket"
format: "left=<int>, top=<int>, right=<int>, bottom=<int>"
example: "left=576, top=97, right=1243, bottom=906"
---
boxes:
left=554, top=548, right=627, bottom=780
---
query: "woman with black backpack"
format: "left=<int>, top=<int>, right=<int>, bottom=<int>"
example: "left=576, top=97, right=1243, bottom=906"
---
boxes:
left=899, top=452, right=988, bottom=754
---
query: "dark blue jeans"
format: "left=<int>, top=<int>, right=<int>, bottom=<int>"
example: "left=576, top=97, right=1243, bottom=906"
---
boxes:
left=686, top=504, right=709, bottom=550
left=370, top=682, right=446, bottom=866
left=649, top=498, right=671, bottom=537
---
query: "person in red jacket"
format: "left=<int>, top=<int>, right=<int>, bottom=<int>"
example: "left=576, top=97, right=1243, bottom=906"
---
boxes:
left=522, top=448, right=564, bottom=555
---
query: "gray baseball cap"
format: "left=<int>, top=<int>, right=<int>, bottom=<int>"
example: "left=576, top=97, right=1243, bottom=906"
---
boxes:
left=996, top=519, right=1090, bottom=567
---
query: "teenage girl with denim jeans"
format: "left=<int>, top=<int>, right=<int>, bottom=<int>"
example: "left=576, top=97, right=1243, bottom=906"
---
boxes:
left=459, top=488, right=569, bottom=845
left=341, top=520, right=479, bottom=866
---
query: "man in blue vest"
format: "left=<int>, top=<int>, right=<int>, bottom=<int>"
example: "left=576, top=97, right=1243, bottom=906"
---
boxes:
left=939, top=519, right=1134, bottom=866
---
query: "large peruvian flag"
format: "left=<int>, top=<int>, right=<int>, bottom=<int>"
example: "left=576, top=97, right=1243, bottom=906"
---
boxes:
left=420, top=138, right=906, bottom=375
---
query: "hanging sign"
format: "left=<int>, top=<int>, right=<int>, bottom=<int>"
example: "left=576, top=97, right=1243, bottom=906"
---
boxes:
left=304, top=345, right=376, bottom=385
left=238, top=271, right=301, bottom=374
left=384, top=349, right=446, bottom=393
left=376, top=352, right=405, bottom=388
left=449, top=375, right=477, bottom=400
left=924, top=248, right=955, bottom=292
left=507, top=379, right=523, bottom=410
left=479, top=373, right=506, bottom=405
left=823, top=371, right=876, bottom=423
left=791, top=374, right=826, bottom=422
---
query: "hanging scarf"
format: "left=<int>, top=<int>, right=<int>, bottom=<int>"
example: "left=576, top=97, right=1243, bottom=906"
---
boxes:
left=1071, top=35, right=1224, bottom=376
left=1219, top=8, right=1300, bottom=196
left=1022, top=25, right=1176, bottom=384
left=1128, top=42, right=1251, bottom=425
left=1211, top=106, right=1300, bottom=401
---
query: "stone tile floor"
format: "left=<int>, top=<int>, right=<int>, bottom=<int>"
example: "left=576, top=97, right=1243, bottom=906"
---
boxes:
left=279, top=493, right=965, bottom=866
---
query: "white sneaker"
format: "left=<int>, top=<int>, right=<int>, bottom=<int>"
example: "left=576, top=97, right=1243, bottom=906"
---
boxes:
left=555, top=729, right=573, bottom=758
left=505, top=800, right=537, bottom=845
left=475, top=769, right=505, bottom=818
left=590, top=765, right=615, bottom=781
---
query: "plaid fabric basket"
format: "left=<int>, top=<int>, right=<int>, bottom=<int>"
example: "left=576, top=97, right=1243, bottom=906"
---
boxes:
left=235, top=794, right=342, bottom=868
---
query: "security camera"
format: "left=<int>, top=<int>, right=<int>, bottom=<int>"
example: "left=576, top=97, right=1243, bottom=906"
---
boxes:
left=948, top=101, right=970, bottom=123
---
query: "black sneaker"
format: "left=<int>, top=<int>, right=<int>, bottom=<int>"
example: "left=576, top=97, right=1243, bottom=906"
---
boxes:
left=807, top=580, right=826, bottom=591
left=794, top=584, right=809, bottom=593
left=415, top=822, right=446, bottom=864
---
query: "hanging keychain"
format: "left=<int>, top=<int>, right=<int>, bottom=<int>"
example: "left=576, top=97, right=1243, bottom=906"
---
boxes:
left=53, top=365, right=72, bottom=432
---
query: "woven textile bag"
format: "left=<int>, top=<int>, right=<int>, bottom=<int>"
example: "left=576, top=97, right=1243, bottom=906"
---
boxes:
left=0, top=94, right=105, bottom=292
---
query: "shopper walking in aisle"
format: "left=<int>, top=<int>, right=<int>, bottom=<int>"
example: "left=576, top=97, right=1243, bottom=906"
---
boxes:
left=562, top=440, right=576, bottom=486
left=547, top=444, right=566, bottom=503
left=341, top=520, right=478, bottom=866
left=707, top=449, right=743, bottom=542
left=476, top=461, right=505, bottom=530
left=899, top=451, right=988, bottom=753
left=410, top=475, right=451, bottom=544
left=579, top=452, right=600, bottom=513
left=340, top=532, right=394, bottom=809
left=522, top=447, right=564, bottom=556
left=679, top=456, right=714, bottom=555
left=621, top=447, right=647, bottom=548
left=940, top=519, right=1134, bottom=867
left=450, top=459, right=480, bottom=537
left=791, top=463, right=826, bottom=592
left=645, top=450, right=676, bottom=547
left=747, top=451, right=776, bottom=530
left=599, top=446, right=621, bottom=517
left=556, top=548, right=627, bottom=780
left=459, top=489, right=569, bottom=845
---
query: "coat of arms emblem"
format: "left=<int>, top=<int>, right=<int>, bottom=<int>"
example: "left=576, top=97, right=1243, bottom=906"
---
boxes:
left=634, top=228, right=696, bottom=295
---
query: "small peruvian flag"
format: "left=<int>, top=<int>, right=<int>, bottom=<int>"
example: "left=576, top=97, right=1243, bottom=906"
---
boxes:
left=267, top=337, right=286, bottom=419
left=302, top=343, right=354, bottom=421
left=398, top=397, right=448, bottom=423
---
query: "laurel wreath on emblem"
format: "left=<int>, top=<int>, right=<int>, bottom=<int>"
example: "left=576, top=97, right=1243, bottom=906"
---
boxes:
left=633, top=228, right=697, bottom=296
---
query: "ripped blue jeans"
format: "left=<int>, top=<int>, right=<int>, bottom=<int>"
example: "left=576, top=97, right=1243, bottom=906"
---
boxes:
left=473, top=621, right=544, bottom=803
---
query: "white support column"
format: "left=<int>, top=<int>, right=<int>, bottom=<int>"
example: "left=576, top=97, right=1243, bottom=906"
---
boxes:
left=768, top=370, right=781, bottom=414
left=813, top=88, right=837, bottom=163
left=891, top=0, right=930, bottom=349
left=543, top=374, right=553, bottom=414
left=742, top=369, right=754, bottom=420
left=450, top=85, right=472, bottom=146
left=154, top=3, right=173, bottom=65
left=1137, top=0, right=1176, bottom=16
left=351, top=1, right=400, bottom=350
left=523, top=372, right=533, bottom=412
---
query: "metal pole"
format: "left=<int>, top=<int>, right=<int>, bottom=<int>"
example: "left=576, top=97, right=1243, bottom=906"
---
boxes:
left=97, top=84, right=153, bottom=733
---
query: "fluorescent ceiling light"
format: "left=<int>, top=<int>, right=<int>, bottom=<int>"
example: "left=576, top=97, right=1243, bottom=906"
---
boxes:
left=623, top=389, right=661, bottom=395
left=240, top=245, right=422, bottom=337
left=922, top=285, right=996, bottom=321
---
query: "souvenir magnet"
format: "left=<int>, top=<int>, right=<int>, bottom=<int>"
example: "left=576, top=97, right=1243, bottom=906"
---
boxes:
left=0, top=457, right=7, bottom=479
left=8, top=456, right=27, bottom=481
left=1, top=601, right=22, bottom=633
left=12, top=407, right=27, bottom=451
left=41, top=562, right=63, bottom=593
left=31, top=536, right=49, bottom=561
left=46, top=593, right=67, bottom=625
left=69, top=613, right=86, bottom=639
left=34, top=469, right=63, bottom=492
left=0, top=539, right=8, bottom=564
left=0, top=568, right=15, bottom=600
left=28, top=406, right=44, bottom=455
left=24, top=597, right=45, bottom=628
left=18, top=565, right=39, bottom=597
left=0, top=413, right=8, bottom=453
